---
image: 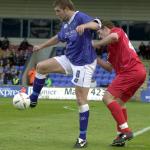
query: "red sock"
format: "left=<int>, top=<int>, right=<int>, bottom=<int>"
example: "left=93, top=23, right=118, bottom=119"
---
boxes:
left=107, top=101, right=130, bottom=133
left=122, top=108, right=128, bottom=121
left=117, top=108, right=128, bottom=133
left=107, top=101, right=126, bottom=125
left=121, top=108, right=131, bottom=132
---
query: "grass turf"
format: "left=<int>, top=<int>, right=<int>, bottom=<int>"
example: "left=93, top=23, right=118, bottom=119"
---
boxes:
left=0, top=98, right=150, bottom=150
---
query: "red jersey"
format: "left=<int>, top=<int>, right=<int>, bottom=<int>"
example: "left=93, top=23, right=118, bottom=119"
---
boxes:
left=107, top=27, right=142, bottom=74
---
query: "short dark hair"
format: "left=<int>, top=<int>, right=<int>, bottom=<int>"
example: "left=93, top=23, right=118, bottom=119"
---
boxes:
left=53, top=0, right=75, bottom=11
left=101, top=20, right=115, bottom=29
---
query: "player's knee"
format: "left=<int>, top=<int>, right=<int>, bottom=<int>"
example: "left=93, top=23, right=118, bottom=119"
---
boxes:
left=36, top=62, right=47, bottom=74
left=102, top=93, right=114, bottom=105
left=76, top=97, right=87, bottom=106
left=36, top=62, right=43, bottom=73
left=102, top=94, right=107, bottom=104
left=116, top=99, right=125, bottom=107
left=77, top=98, right=83, bottom=105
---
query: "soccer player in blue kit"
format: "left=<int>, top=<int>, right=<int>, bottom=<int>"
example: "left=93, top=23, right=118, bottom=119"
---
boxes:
left=29, top=0, right=101, bottom=148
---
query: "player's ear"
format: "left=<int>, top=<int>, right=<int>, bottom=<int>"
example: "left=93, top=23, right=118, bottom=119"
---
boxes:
left=104, top=26, right=109, bottom=32
left=64, top=6, right=70, bottom=12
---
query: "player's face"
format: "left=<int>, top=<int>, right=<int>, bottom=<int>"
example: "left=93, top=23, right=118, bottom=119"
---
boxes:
left=54, top=6, right=68, bottom=21
left=97, top=27, right=109, bottom=39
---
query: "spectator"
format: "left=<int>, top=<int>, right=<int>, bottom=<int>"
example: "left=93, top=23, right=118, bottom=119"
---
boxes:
left=145, top=41, right=150, bottom=59
left=4, top=49, right=14, bottom=65
left=2, top=53, right=10, bottom=66
left=28, top=67, right=36, bottom=85
left=13, top=51, right=25, bottom=66
left=19, top=50, right=26, bottom=65
left=138, top=41, right=146, bottom=58
left=1, top=37, right=10, bottom=50
left=24, top=49, right=30, bottom=62
left=8, top=49, right=15, bottom=65
left=18, top=70, right=23, bottom=81
left=11, top=65, right=18, bottom=77
left=12, top=75, right=20, bottom=85
left=18, top=38, right=32, bottom=51
left=3, top=63, right=12, bottom=84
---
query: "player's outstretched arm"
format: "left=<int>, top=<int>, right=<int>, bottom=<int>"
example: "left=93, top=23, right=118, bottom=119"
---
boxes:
left=33, top=35, right=59, bottom=52
left=76, top=20, right=101, bottom=35
left=94, top=33, right=118, bottom=49
left=92, top=41, right=101, bottom=49
left=97, top=57, right=113, bottom=72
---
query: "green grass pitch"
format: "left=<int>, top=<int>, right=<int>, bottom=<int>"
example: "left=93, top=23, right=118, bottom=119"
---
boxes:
left=0, top=98, right=150, bottom=150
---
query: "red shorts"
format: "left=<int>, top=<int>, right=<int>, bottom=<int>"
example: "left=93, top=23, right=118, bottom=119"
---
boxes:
left=107, top=64, right=146, bottom=102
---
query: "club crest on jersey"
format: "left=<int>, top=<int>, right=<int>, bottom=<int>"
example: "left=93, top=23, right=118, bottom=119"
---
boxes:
left=64, top=24, right=68, bottom=29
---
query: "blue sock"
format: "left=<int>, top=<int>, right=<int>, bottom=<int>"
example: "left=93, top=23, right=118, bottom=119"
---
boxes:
left=79, top=104, right=89, bottom=140
left=30, top=73, right=46, bottom=104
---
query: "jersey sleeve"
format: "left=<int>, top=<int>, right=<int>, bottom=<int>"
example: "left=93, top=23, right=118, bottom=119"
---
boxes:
left=93, top=18, right=102, bottom=29
left=57, top=26, right=66, bottom=42
left=78, top=12, right=93, bottom=24
left=111, top=28, right=122, bottom=39
left=78, top=12, right=102, bottom=30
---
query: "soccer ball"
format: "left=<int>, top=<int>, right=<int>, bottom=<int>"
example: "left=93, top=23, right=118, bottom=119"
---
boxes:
left=13, top=93, right=30, bottom=110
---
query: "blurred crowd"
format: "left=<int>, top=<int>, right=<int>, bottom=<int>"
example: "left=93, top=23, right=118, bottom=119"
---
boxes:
left=0, top=37, right=149, bottom=86
left=138, top=41, right=150, bottom=59
left=0, top=37, right=33, bottom=85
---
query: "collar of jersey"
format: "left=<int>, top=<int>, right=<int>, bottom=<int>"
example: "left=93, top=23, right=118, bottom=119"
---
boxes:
left=68, top=11, right=79, bottom=24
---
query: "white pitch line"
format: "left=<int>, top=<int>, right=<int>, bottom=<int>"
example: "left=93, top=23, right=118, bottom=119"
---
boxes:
left=134, top=126, right=150, bottom=137
left=63, top=106, right=76, bottom=111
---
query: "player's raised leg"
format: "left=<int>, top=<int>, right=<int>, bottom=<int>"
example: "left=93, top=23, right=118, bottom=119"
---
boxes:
left=30, top=58, right=65, bottom=107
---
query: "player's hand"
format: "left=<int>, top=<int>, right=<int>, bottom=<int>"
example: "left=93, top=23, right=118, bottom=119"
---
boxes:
left=76, top=24, right=85, bottom=35
left=32, top=45, right=41, bottom=52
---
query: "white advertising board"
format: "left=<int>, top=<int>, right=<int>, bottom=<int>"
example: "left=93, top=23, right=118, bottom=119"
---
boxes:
left=28, top=87, right=105, bottom=101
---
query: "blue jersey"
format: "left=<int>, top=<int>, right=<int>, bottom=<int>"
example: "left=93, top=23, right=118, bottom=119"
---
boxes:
left=57, top=11, right=96, bottom=66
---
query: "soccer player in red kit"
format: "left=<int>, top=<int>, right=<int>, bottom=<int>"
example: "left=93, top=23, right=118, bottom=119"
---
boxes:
left=93, top=20, right=146, bottom=146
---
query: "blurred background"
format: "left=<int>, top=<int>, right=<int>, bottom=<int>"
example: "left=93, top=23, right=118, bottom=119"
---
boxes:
left=0, top=0, right=149, bottom=100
